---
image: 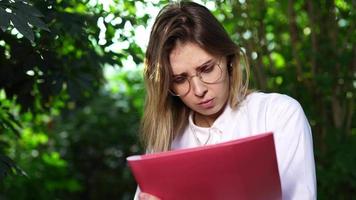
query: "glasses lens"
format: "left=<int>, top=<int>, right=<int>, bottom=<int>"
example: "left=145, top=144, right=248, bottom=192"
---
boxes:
left=169, top=61, right=223, bottom=96
left=170, top=80, right=189, bottom=96
left=200, top=64, right=222, bottom=84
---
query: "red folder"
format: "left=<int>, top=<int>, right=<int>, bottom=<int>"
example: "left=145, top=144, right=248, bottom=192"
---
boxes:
left=127, top=132, right=281, bottom=200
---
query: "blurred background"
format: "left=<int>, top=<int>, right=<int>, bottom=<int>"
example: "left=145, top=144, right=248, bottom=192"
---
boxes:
left=0, top=0, right=354, bottom=199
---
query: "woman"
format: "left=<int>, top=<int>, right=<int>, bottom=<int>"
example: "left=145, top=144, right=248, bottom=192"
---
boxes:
left=136, top=1, right=316, bottom=199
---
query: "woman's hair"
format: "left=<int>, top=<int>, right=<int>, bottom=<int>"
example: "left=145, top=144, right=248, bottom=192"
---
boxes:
left=141, top=1, right=250, bottom=152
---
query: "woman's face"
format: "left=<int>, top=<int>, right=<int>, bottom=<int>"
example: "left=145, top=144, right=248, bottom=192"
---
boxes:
left=169, top=42, right=230, bottom=123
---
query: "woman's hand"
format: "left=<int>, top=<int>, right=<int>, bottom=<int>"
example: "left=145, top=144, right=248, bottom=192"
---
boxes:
left=138, top=192, right=161, bottom=200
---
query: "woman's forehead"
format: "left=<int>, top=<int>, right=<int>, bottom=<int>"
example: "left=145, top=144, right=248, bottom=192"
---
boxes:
left=169, top=42, right=215, bottom=74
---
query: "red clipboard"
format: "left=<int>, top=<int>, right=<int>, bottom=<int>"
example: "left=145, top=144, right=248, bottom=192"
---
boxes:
left=127, top=132, right=282, bottom=200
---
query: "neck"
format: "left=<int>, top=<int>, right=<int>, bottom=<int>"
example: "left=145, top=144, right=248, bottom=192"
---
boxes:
left=193, top=102, right=227, bottom=128
left=193, top=112, right=217, bottom=128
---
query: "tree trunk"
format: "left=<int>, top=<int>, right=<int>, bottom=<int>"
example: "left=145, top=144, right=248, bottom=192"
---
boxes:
left=287, top=0, right=303, bottom=81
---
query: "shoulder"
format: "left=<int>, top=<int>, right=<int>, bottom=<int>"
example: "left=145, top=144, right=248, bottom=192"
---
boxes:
left=245, top=92, right=300, bottom=106
left=239, top=92, right=307, bottom=129
left=246, top=92, right=310, bottom=134
left=243, top=92, right=303, bottom=113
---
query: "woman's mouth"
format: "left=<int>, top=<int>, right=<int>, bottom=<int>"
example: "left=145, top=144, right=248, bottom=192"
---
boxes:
left=198, top=98, right=215, bottom=109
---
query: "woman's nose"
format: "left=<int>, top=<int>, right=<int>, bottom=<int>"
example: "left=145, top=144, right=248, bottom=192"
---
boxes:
left=190, top=76, right=207, bottom=97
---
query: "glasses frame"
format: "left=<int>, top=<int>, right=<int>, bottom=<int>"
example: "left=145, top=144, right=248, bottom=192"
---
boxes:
left=169, top=60, right=224, bottom=97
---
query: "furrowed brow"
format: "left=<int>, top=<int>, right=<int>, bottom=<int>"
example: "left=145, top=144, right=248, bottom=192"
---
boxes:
left=172, top=59, right=214, bottom=76
left=172, top=72, right=188, bottom=77
left=196, top=59, right=214, bottom=70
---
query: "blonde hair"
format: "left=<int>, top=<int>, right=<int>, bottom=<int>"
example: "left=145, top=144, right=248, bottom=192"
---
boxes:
left=141, top=1, right=250, bottom=152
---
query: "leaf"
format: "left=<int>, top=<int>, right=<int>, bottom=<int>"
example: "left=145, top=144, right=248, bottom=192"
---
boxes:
left=0, top=8, right=10, bottom=31
left=4, top=110, right=22, bottom=132
left=0, top=159, right=11, bottom=179
left=27, top=15, right=50, bottom=31
left=14, top=1, right=44, bottom=17
left=0, top=154, right=27, bottom=179
left=1, top=118, right=21, bottom=137
left=10, top=12, right=34, bottom=42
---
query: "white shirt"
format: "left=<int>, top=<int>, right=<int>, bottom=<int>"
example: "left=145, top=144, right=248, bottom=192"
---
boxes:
left=134, top=92, right=317, bottom=200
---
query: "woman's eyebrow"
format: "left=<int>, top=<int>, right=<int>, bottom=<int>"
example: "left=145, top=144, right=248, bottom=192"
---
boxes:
left=172, top=59, right=214, bottom=76
left=196, top=59, right=214, bottom=70
left=172, top=72, right=187, bottom=77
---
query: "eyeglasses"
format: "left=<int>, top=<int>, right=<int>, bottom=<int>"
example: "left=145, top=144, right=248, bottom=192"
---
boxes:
left=169, top=59, right=223, bottom=96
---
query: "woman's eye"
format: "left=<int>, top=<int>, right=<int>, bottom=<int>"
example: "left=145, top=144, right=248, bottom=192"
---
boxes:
left=173, top=76, right=186, bottom=84
left=201, top=65, right=214, bottom=73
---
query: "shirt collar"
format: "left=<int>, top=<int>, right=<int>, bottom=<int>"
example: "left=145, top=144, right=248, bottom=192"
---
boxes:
left=188, top=103, right=235, bottom=145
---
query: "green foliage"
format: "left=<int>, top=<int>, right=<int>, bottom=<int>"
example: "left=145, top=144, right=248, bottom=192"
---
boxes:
left=0, top=0, right=49, bottom=42
left=0, top=0, right=355, bottom=199
left=316, top=132, right=356, bottom=199
left=0, top=89, right=26, bottom=179
left=1, top=0, right=149, bottom=199
left=0, top=86, right=78, bottom=199
left=47, top=68, right=144, bottom=199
